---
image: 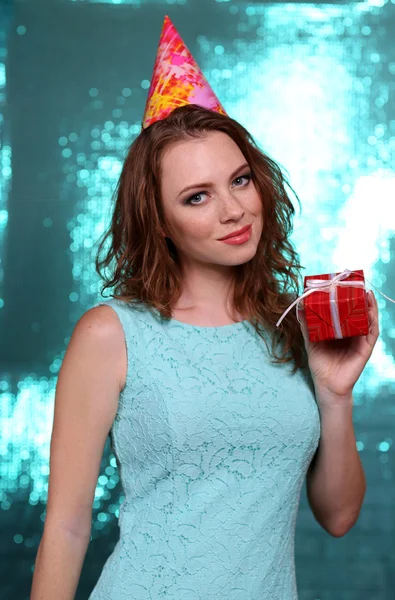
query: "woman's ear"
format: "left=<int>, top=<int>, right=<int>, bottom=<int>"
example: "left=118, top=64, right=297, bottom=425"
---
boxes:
left=160, top=224, right=172, bottom=241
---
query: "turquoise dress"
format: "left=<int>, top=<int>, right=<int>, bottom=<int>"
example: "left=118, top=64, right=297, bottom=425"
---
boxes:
left=89, top=299, right=321, bottom=600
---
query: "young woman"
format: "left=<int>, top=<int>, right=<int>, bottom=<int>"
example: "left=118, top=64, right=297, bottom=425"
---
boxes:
left=31, top=17, right=379, bottom=600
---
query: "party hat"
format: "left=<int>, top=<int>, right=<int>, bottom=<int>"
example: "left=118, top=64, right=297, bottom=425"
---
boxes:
left=142, top=15, right=227, bottom=128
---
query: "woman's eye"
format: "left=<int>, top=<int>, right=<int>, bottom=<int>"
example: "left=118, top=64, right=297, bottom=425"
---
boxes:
left=184, top=174, right=251, bottom=205
left=185, top=192, right=206, bottom=206
left=233, top=173, right=251, bottom=186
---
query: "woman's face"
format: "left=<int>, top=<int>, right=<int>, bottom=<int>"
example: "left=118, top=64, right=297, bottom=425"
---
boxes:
left=160, top=131, right=263, bottom=269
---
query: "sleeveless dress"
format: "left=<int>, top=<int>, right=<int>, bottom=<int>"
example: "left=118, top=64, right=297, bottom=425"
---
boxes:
left=89, top=299, right=321, bottom=600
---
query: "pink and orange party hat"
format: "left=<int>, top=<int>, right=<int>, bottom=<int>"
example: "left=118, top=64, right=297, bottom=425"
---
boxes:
left=142, top=15, right=227, bottom=129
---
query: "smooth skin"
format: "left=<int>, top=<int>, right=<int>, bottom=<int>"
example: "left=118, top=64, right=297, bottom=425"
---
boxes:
left=30, top=306, right=126, bottom=599
left=160, top=131, right=264, bottom=325
left=31, top=132, right=379, bottom=598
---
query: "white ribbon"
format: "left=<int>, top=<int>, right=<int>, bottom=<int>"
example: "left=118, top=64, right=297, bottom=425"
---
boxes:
left=275, top=268, right=395, bottom=336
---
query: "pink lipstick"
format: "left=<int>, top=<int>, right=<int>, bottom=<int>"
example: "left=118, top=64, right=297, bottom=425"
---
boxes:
left=218, top=224, right=252, bottom=245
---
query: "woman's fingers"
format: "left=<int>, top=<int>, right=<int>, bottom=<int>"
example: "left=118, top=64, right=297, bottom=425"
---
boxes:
left=366, top=291, right=380, bottom=349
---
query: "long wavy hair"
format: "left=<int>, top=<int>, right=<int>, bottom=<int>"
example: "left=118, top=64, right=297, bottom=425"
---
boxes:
left=96, top=105, right=307, bottom=371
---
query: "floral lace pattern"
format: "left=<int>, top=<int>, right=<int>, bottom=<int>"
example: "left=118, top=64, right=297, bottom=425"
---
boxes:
left=89, top=300, right=321, bottom=600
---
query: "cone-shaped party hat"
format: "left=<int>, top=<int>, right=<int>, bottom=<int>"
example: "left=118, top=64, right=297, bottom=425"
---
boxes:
left=142, top=15, right=227, bottom=129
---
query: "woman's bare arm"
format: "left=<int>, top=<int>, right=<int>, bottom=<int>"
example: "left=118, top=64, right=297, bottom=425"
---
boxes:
left=31, top=305, right=126, bottom=600
left=306, top=397, right=365, bottom=537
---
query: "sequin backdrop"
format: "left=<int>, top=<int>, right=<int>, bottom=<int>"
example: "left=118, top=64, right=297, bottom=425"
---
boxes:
left=0, top=0, right=394, bottom=598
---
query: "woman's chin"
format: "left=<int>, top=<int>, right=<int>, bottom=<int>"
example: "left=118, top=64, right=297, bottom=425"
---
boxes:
left=217, top=245, right=259, bottom=266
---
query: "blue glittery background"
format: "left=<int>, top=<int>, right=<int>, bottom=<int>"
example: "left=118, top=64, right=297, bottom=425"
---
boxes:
left=0, top=1, right=394, bottom=598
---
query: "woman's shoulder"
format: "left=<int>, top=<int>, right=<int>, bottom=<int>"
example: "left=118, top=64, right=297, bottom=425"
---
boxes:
left=58, top=304, right=128, bottom=394
left=73, top=303, right=126, bottom=350
left=81, top=298, right=156, bottom=344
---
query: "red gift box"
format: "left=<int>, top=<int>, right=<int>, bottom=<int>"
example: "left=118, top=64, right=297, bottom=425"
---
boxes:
left=303, top=269, right=369, bottom=342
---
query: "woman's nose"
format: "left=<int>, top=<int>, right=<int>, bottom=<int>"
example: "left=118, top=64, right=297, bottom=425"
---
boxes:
left=219, top=191, right=245, bottom=220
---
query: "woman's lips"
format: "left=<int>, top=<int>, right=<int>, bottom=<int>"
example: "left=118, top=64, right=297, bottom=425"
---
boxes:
left=218, top=224, right=251, bottom=240
left=218, top=224, right=252, bottom=245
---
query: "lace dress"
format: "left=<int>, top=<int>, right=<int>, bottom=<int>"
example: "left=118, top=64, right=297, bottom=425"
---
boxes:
left=89, top=299, right=321, bottom=600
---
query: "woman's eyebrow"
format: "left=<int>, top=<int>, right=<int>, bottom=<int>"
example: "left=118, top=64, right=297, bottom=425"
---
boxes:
left=176, top=162, right=250, bottom=198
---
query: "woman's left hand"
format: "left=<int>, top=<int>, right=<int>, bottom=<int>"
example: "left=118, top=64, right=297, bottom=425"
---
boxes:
left=299, top=290, right=380, bottom=403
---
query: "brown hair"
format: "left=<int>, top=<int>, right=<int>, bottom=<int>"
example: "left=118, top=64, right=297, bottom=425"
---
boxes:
left=96, top=105, right=307, bottom=371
